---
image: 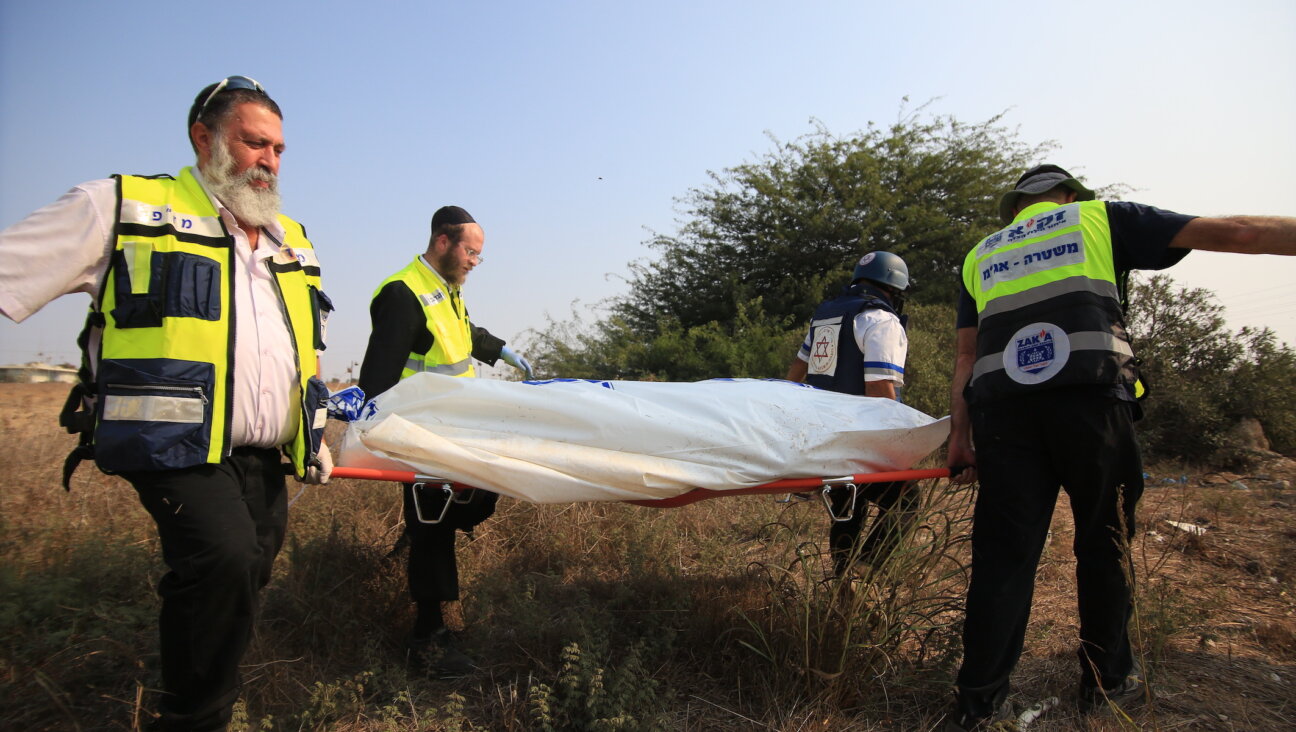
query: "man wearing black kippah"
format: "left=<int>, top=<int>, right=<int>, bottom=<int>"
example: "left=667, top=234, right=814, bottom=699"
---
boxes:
left=358, top=205, right=532, bottom=676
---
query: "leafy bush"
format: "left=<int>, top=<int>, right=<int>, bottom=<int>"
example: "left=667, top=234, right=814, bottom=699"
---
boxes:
left=527, top=641, right=658, bottom=731
left=1127, top=274, right=1296, bottom=462
left=526, top=106, right=1048, bottom=395
left=899, top=302, right=956, bottom=418
left=615, top=108, right=1050, bottom=335
left=1227, top=328, right=1296, bottom=456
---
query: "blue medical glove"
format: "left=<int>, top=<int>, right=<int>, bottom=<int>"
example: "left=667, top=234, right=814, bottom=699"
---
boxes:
left=500, top=346, right=534, bottom=380
left=327, top=385, right=367, bottom=422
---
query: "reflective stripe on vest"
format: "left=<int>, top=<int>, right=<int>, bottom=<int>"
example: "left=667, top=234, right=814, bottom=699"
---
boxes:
left=93, top=167, right=324, bottom=476
left=374, top=257, right=476, bottom=380
left=962, top=200, right=1134, bottom=401
left=403, top=356, right=474, bottom=376
left=971, top=330, right=1134, bottom=382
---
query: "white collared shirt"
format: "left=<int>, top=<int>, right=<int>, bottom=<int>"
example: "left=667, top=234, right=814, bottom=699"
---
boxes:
left=0, top=172, right=308, bottom=448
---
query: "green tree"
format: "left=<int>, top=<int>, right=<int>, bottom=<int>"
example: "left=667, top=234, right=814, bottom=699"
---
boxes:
left=1227, top=327, right=1296, bottom=456
left=526, top=298, right=802, bottom=382
left=901, top=301, right=957, bottom=418
left=1126, top=274, right=1241, bottom=460
left=614, top=108, right=1053, bottom=337
left=526, top=298, right=958, bottom=417
left=1126, top=273, right=1296, bottom=462
left=528, top=108, right=1056, bottom=410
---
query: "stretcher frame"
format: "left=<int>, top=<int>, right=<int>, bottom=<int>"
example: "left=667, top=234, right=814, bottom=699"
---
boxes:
left=330, top=466, right=951, bottom=524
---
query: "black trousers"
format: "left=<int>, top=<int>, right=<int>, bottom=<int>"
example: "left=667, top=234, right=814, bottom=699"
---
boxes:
left=402, top=483, right=498, bottom=604
left=827, top=480, right=918, bottom=575
left=127, top=446, right=288, bottom=732
left=955, top=389, right=1143, bottom=718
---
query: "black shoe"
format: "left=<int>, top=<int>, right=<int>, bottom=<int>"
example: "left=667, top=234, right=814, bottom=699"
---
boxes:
left=943, top=698, right=1014, bottom=731
left=1077, top=672, right=1147, bottom=714
left=407, top=628, right=475, bottom=678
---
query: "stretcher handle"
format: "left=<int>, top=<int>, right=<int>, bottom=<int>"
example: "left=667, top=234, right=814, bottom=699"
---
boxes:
left=411, top=482, right=455, bottom=525
left=330, top=466, right=951, bottom=508
left=332, top=466, right=460, bottom=484
left=822, top=483, right=858, bottom=523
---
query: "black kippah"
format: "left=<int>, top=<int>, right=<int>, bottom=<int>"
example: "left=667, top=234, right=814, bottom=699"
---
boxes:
left=431, top=206, right=476, bottom=228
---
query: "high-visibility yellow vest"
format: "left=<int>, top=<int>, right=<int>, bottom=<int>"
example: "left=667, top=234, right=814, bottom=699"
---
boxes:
left=88, top=167, right=328, bottom=477
left=373, top=257, right=475, bottom=379
left=962, top=200, right=1136, bottom=403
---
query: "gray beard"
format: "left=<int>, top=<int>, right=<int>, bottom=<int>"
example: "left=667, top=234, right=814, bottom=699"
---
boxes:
left=201, top=136, right=282, bottom=228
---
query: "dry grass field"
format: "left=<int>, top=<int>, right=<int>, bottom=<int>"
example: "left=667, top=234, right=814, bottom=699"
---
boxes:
left=2, top=381, right=1295, bottom=731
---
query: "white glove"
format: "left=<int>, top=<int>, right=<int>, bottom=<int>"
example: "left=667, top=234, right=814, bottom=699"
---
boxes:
left=303, top=441, right=333, bottom=484
left=500, top=345, right=534, bottom=380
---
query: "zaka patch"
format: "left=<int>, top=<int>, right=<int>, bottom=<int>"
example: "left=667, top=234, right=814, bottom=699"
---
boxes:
left=1003, top=322, right=1070, bottom=385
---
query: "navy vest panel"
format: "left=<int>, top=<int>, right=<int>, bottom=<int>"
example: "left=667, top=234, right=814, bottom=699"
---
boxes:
left=804, top=284, right=898, bottom=395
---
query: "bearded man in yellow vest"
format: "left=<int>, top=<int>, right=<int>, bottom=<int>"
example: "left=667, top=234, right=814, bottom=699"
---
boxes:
left=358, top=205, right=532, bottom=677
left=943, top=164, right=1296, bottom=730
left=0, top=76, right=332, bottom=731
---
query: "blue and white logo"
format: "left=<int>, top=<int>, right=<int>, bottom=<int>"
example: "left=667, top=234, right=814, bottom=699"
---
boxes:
left=1017, top=330, right=1054, bottom=373
left=1003, top=322, right=1070, bottom=385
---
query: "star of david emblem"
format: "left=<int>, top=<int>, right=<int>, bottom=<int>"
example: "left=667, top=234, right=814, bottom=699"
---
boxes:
left=811, top=333, right=835, bottom=370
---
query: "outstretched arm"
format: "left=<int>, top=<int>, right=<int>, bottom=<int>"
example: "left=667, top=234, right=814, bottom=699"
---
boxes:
left=1169, top=216, right=1296, bottom=255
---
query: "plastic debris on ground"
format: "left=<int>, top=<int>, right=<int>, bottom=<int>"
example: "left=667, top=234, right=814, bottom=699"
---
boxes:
left=1017, top=696, right=1058, bottom=728
left=1165, top=520, right=1208, bottom=536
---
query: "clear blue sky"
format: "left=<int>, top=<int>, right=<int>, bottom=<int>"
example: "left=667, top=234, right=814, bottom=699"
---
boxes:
left=3, top=1, right=1294, bottom=379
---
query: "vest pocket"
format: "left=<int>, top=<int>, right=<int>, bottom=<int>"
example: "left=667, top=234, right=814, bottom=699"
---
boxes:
left=109, top=247, right=164, bottom=328
left=110, top=250, right=222, bottom=327
left=304, top=375, right=329, bottom=461
left=164, top=252, right=222, bottom=320
left=95, top=358, right=215, bottom=472
left=309, top=287, right=334, bottom=351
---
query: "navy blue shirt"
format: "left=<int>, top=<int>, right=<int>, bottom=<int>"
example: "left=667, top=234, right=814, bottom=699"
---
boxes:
left=956, top=201, right=1196, bottom=328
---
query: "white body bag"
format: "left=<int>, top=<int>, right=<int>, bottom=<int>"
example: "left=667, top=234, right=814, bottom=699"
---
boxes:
left=338, top=374, right=950, bottom=504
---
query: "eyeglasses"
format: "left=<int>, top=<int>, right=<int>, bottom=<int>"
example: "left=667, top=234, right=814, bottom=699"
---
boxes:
left=197, top=75, right=266, bottom=118
left=458, top=241, right=485, bottom=264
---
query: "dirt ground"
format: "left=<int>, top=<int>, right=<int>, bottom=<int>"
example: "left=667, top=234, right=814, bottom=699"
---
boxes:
left=3, top=381, right=1294, bottom=730
left=1003, top=452, right=1296, bottom=730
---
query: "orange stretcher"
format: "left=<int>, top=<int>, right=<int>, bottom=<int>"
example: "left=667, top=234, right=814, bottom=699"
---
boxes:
left=330, top=466, right=951, bottom=522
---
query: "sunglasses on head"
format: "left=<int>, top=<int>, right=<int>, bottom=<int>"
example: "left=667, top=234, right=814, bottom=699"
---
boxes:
left=197, top=75, right=266, bottom=118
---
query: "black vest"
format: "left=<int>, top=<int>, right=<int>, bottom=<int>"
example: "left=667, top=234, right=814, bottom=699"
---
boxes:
left=804, top=283, right=902, bottom=395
